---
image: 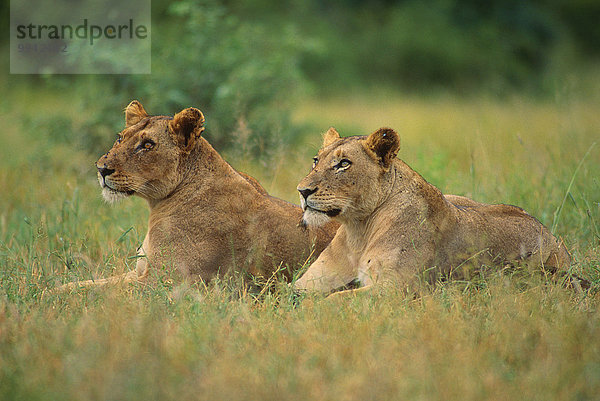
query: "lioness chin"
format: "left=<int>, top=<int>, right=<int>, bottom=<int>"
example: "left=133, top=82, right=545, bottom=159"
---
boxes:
left=293, top=127, right=572, bottom=296
left=61, top=101, right=337, bottom=291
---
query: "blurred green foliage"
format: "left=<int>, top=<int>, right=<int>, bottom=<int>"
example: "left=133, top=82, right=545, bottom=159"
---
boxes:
left=553, top=0, right=600, bottom=54
left=5, top=0, right=599, bottom=155
left=250, top=0, right=598, bottom=91
left=59, top=0, right=311, bottom=156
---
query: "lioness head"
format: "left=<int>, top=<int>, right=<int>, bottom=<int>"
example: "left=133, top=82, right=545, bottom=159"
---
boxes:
left=298, top=127, right=400, bottom=226
left=96, top=100, right=205, bottom=203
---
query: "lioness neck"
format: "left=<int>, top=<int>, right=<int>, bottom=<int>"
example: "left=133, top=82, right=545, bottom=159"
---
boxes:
left=389, top=158, right=450, bottom=214
left=342, top=159, right=450, bottom=251
left=148, top=138, right=257, bottom=211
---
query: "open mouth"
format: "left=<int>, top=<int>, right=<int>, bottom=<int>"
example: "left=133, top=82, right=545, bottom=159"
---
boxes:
left=103, top=185, right=134, bottom=196
left=102, top=182, right=135, bottom=196
left=306, top=205, right=341, bottom=217
left=325, top=208, right=341, bottom=217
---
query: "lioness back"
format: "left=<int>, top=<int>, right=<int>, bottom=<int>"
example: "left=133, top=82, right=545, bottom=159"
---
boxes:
left=443, top=202, right=569, bottom=270
left=293, top=127, right=570, bottom=295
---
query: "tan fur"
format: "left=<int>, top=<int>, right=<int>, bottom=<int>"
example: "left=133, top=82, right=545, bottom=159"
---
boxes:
left=63, top=101, right=337, bottom=290
left=294, top=127, right=571, bottom=295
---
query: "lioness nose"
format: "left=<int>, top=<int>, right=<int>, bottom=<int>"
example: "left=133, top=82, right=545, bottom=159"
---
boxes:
left=298, top=187, right=317, bottom=200
left=98, top=166, right=115, bottom=178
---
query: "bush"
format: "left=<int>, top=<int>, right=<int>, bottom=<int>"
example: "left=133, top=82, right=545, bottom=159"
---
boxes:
left=295, top=0, right=559, bottom=92
left=72, top=0, right=310, bottom=156
left=554, top=0, right=600, bottom=56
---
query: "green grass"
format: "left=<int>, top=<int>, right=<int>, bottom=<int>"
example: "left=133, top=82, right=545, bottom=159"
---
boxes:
left=1, top=80, right=599, bottom=400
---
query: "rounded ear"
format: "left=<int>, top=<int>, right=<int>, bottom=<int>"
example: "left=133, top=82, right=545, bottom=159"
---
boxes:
left=124, top=100, right=148, bottom=127
left=364, top=127, right=400, bottom=168
left=168, top=107, right=205, bottom=152
left=322, top=127, right=341, bottom=147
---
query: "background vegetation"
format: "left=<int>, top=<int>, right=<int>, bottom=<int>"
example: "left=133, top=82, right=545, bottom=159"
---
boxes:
left=2, top=0, right=600, bottom=154
left=1, top=0, right=599, bottom=399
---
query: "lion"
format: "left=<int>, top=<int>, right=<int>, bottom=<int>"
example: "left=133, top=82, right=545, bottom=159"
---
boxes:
left=61, top=101, right=337, bottom=290
left=293, top=127, right=572, bottom=296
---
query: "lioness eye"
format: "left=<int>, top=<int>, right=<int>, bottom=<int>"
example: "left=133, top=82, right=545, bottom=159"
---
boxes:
left=312, top=157, right=318, bottom=168
left=137, top=139, right=155, bottom=151
left=336, top=159, right=351, bottom=170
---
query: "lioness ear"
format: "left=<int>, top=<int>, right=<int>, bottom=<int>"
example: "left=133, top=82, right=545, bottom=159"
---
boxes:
left=322, top=127, right=341, bottom=147
left=364, top=127, right=400, bottom=168
left=169, top=107, right=205, bottom=151
left=125, top=100, right=148, bottom=127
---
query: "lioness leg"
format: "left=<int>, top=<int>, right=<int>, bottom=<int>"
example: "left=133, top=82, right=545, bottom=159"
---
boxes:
left=56, top=270, right=145, bottom=292
left=325, top=252, right=423, bottom=298
left=326, top=285, right=373, bottom=299
left=293, top=236, right=357, bottom=294
left=293, top=257, right=356, bottom=293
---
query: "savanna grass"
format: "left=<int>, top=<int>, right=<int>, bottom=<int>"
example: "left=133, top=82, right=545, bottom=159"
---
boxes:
left=1, top=82, right=599, bottom=400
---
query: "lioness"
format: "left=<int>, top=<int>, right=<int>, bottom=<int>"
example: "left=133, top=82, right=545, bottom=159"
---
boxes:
left=64, top=101, right=337, bottom=289
left=293, top=127, right=571, bottom=295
